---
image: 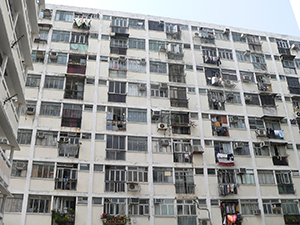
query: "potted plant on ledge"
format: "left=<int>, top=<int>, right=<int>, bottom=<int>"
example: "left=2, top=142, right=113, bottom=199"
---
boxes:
left=101, top=213, right=130, bottom=224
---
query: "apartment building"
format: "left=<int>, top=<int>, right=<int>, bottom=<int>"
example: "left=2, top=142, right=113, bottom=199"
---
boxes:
left=3, top=3, right=300, bottom=225
left=0, top=0, right=44, bottom=224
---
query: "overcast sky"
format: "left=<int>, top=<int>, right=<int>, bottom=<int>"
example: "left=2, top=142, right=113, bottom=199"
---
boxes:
left=46, top=0, right=300, bottom=37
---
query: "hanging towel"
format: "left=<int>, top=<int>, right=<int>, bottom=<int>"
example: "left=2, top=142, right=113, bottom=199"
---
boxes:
left=278, top=130, right=284, bottom=138
left=274, top=130, right=280, bottom=136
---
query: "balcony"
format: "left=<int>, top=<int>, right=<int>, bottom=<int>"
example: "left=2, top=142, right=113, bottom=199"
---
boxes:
left=70, top=43, right=88, bottom=52
left=253, top=62, right=267, bottom=71
left=272, top=156, right=288, bottom=166
left=213, top=125, right=229, bottom=136
left=58, top=142, right=80, bottom=158
left=216, top=153, right=234, bottom=166
left=267, top=129, right=284, bottom=139
left=111, top=27, right=129, bottom=38
left=170, top=98, right=188, bottom=108
left=61, top=108, right=82, bottom=128
left=106, top=120, right=126, bottom=131
left=284, top=215, right=300, bottom=225
left=175, top=183, right=195, bottom=194
left=203, top=56, right=221, bottom=66
left=73, top=18, right=91, bottom=30
left=55, top=166, right=77, bottom=190
left=174, top=153, right=192, bottom=163
left=52, top=208, right=75, bottom=225
left=278, top=184, right=294, bottom=194
left=219, top=183, right=237, bottom=196
left=279, top=48, right=295, bottom=60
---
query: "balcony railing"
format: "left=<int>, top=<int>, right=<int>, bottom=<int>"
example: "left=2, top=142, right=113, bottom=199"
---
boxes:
left=106, top=120, right=126, bottom=131
left=70, top=43, right=88, bottom=52
left=67, top=64, right=86, bottom=74
left=219, top=183, right=237, bottom=196
left=216, top=153, right=234, bottom=166
left=272, top=156, right=288, bottom=166
left=253, top=62, right=267, bottom=71
left=203, top=56, right=221, bottom=65
left=278, top=184, right=294, bottom=194
left=173, top=153, right=192, bottom=163
left=62, top=108, right=82, bottom=119
left=175, top=183, right=195, bottom=194
left=170, top=98, right=188, bottom=108
left=58, top=143, right=80, bottom=158
left=267, top=129, right=284, bottom=139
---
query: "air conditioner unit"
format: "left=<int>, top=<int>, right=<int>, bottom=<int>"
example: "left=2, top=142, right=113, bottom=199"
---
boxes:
left=294, top=200, right=299, bottom=204
left=154, top=199, right=162, bottom=204
left=129, top=198, right=139, bottom=204
left=291, top=44, right=299, bottom=50
left=140, top=58, right=146, bottom=65
left=158, top=123, right=168, bottom=130
left=223, top=28, right=230, bottom=35
left=294, top=106, right=300, bottom=112
left=255, top=129, right=268, bottom=137
left=161, top=140, right=170, bottom=147
left=139, top=83, right=146, bottom=91
left=223, top=79, right=235, bottom=88
left=128, top=183, right=140, bottom=192
left=78, top=197, right=88, bottom=204
left=260, top=141, right=270, bottom=148
left=252, top=209, right=261, bottom=215
left=194, top=32, right=199, bottom=37
left=118, top=56, right=126, bottom=61
left=152, top=110, right=161, bottom=118
left=167, top=43, right=172, bottom=52
left=37, top=132, right=45, bottom=139
left=16, top=162, right=26, bottom=170
left=238, top=168, right=247, bottom=174
left=244, top=95, right=252, bottom=101
left=159, top=83, right=168, bottom=90
left=234, top=142, right=243, bottom=150
left=192, top=145, right=204, bottom=154
left=50, top=52, right=58, bottom=60
left=244, top=50, right=251, bottom=56
left=271, top=203, right=281, bottom=209
left=26, top=106, right=35, bottom=115
left=241, top=33, right=247, bottom=39
left=159, top=45, right=166, bottom=52
left=230, top=116, right=239, bottom=124
left=159, top=20, right=164, bottom=26
left=36, top=51, right=44, bottom=59
left=242, top=75, right=251, bottom=83
left=296, top=112, right=300, bottom=118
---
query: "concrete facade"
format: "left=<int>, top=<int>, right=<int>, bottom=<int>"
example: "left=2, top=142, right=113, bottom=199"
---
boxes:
left=3, top=3, right=300, bottom=225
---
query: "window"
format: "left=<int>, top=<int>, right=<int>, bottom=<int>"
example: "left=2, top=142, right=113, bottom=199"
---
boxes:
left=128, top=136, right=147, bottom=151
left=31, top=50, right=44, bottom=63
left=237, top=169, right=255, bottom=184
left=240, top=200, right=259, bottom=215
left=128, top=83, right=146, bottom=97
left=153, top=167, right=173, bottom=183
left=48, top=53, right=67, bottom=65
left=128, top=109, right=147, bottom=123
left=287, top=77, right=300, bottom=95
left=215, top=30, right=230, bottom=40
left=233, top=142, right=249, bottom=155
left=208, top=168, right=216, bottom=175
left=71, top=32, right=88, bottom=44
left=2, top=195, right=23, bottom=212
left=248, top=117, right=264, bottom=130
left=128, top=167, right=148, bottom=182
left=11, top=160, right=28, bottom=177
left=104, top=198, right=126, bottom=215
left=169, top=64, right=185, bottom=83
left=106, top=135, right=125, bottom=160
left=260, top=95, right=275, bottom=106
left=151, top=84, right=168, bottom=98
left=32, top=162, right=54, bottom=178
left=80, top=164, right=89, bottom=171
left=177, top=200, right=197, bottom=225
left=55, top=11, right=73, bottom=22
left=61, top=104, right=82, bottom=128
left=148, top=21, right=164, bottom=31
left=94, top=165, right=103, bottom=172
left=35, top=131, right=58, bottom=147
left=17, top=129, right=32, bottom=145
left=173, top=139, right=192, bottom=162
left=90, top=33, right=98, bottom=39
left=129, top=199, right=149, bottom=215
left=282, top=200, right=299, bottom=214
left=222, top=69, right=237, bottom=81
left=150, top=61, right=167, bottom=74
left=275, top=171, right=294, bottom=194
left=105, top=166, right=126, bottom=192
left=232, top=32, right=246, bottom=42
left=244, top=93, right=260, bottom=105
left=26, top=74, right=41, bottom=87
left=129, top=19, right=144, bottom=29
left=149, top=40, right=166, bottom=51
left=112, top=17, right=128, bottom=27
left=240, top=71, right=255, bottom=83
left=128, top=60, right=146, bottom=72
left=175, top=169, right=194, bottom=194
left=44, top=76, right=64, bottom=89
left=226, top=92, right=241, bottom=104
left=170, top=87, right=188, bottom=107
left=51, top=30, right=70, bottom=42
left=40, top=102, right=61, bottom=117
left=254, top=143, right=270, bottom=156
left=108, top=81, right=126, bottom=103
left=258, top=170, right=275, bottom=184
left=64, top=76, right=85, bottom=100
left=236, top=51, right=250, bottom=62
left=55, top=164, right=78, bottom=190
left=129, top=38, right=145, bottom=50
left=263, top=199, right=281, bottom=215
left=152, top=138, right=172, bottom=153
left=219, top=49, right=233, bottom=60
left=106, top=107, right=126, bottom=131
left=103, top=15, right=110, bottom=20
left=295, top=59, right=300, bottom=69
left=155, top=199, right=174, bottom=216
left=27, top=196, right=51, bottom=213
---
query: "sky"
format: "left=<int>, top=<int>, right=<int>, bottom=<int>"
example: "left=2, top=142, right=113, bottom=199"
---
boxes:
left=46, top=0, right=300, bottom=37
